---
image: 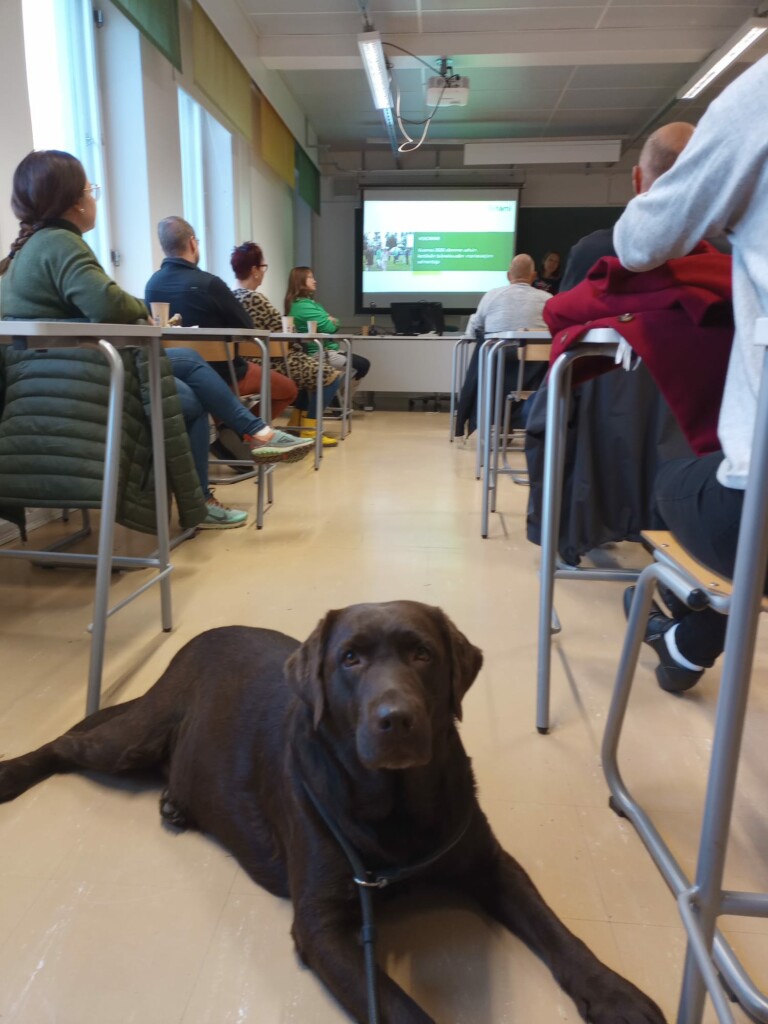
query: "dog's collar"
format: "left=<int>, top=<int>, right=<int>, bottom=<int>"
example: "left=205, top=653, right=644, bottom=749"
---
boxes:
left=301, top=779, right=473, bottom=889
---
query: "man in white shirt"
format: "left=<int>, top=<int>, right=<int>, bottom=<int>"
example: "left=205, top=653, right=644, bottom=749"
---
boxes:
left=466, top=253, right=550, bottom=338
left=456, top=254, right=550, bottom=436
left=613, top=55, right=768, bottom=693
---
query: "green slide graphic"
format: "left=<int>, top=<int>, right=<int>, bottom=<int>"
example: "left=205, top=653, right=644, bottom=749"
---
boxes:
left=413, top=232, right=514, bottom=272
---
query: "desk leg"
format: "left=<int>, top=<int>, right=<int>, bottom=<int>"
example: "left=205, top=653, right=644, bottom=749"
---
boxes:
left=490, top=343, right=509, bottom=513
left=314, top=347, right=323, bottom=470
left=86, top=341, right=124, bottom=716
left=340, top=338, right=352, bottom=440
left=475, top=342, right=488, bottom=480
left=147, top=339, right=173, bottom=633
left=536, top=353, right=572, bottom=733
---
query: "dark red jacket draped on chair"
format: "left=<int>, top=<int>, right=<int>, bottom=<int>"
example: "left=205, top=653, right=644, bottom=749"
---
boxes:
left=543, top=242, right=733, bottom=455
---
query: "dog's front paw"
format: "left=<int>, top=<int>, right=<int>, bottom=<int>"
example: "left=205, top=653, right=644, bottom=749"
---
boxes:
left=159, top=788, right=190, bottom=831
left=574, top=969, right=666, bottom=1024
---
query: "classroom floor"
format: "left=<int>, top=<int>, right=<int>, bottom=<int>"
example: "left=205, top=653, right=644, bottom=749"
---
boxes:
left=0, top=410, right=766, bottom=1024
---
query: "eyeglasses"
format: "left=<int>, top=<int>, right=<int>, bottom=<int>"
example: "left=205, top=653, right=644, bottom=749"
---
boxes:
left=84, top=184, right=102, bottom=201
left=259, top=264, right=268, bottom=270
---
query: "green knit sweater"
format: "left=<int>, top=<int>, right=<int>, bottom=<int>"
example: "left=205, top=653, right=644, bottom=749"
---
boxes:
left=0, top=221, right=148, bottom=322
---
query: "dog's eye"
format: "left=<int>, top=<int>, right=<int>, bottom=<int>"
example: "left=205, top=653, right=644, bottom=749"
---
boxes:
left=342, top=649, right=359, bottom=666
left=414, top=645, right=432, bottom=662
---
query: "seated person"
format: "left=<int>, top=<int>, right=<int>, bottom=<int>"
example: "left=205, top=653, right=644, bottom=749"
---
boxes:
left=532, top=251, right=562, bottom=295
left=0, top=150, right=311, bottom=531
left=146, top=216, right=298, bottom=423
left=230, top=242, right=342, bottom=439
left=455, top=253, right=551, bottom=437
left=524, top=123, right=697, bottom=564
left=285, top=265, right=371, bottom=424
left=613, top=55, right=768, bottom=692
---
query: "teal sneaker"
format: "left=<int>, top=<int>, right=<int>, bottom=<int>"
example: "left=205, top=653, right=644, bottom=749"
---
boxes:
left=248, top=429, right=314, bottom=464
left=199, top=494, right=248, bottom=530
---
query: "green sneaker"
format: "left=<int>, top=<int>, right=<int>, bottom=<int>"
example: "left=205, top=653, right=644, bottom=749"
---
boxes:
left=248, top=428, right=314, bottom=464
left=199, top=494, right=248, bottom=530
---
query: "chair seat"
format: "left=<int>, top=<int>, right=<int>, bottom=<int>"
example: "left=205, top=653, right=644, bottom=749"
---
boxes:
left=641, top=529, right=768, bottom=611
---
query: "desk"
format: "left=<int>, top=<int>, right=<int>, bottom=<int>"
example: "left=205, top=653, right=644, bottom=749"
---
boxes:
left=340, top=334, right=458, bottom=394
left=0, top=322, right=171, bottom=714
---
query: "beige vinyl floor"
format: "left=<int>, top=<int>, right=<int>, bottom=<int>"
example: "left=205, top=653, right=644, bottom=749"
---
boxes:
left=0, top=410, right=766, bottom=1024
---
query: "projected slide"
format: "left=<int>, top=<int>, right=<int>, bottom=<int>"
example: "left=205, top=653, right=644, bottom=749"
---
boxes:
left=361, top=193, right=518, bottom=310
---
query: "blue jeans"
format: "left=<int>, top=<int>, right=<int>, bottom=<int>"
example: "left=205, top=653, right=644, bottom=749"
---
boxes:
left=294, top=376, right=341, bottom=413
left=166, top=348, right=266, bottom=498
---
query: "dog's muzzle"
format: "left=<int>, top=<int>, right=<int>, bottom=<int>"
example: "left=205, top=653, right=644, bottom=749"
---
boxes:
left=356, top=691, right=432, bottom=770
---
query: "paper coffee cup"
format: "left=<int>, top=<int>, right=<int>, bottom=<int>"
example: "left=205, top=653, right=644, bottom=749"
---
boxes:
left=306, top=320, right=319, bottom=334
left=281, top=316, right=294, bottom=333
left=150, top=302, right=170, bottom=327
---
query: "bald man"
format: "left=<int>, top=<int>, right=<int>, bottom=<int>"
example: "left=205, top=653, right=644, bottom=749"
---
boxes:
left=466, top=253, right=550, bottom=339
left=455, top=254, right=550, bottom=436
left=559, top=122, right=695, bottom=292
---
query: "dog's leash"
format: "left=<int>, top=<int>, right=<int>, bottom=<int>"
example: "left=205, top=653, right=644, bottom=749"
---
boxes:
left=302, top=780, right=473, bottom=1024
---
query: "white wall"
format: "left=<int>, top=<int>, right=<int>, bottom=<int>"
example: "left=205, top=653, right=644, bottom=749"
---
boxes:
left=247, top=160, right=295, bottom=312
left=0, top=0, right=33, bottom=262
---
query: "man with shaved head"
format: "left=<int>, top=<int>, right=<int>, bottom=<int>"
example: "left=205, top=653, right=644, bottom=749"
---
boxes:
left=455, top=252, right=551, bottom=436
left=466, top=252, right=550, bottom=340
left=524, top=119, right=725, bottom=566
left=559, top=122, right=695, bottom=291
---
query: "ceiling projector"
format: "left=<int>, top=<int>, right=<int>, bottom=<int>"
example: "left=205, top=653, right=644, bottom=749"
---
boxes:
left=427, top=76, right=470, bottom=106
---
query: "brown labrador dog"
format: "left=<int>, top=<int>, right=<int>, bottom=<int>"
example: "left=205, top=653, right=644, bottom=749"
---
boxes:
left=0, top=601, right=664, bottom=1024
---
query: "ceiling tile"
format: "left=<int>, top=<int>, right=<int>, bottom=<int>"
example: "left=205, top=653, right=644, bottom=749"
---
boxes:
left=600, top=5, right=752, bottom=30
left=570, top=63, right=695, bottom=89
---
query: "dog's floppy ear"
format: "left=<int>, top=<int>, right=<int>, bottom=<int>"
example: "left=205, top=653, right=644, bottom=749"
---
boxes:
left=284, top=610, right=339, bottom=728
left=436, top=609, right=484, bottom=721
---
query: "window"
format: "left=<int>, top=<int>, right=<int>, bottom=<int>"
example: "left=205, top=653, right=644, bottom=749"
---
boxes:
left=178, top=88, right=235, bottom=281
left=22, top=0, right=111, bottom=269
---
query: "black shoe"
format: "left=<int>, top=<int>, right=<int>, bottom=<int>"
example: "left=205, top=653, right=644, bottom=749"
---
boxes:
left=623, top=587, right=704, bottom=694
left=657, top=582, right=691, bottom=621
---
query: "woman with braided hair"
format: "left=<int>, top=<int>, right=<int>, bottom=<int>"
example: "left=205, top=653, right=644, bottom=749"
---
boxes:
left=0, top=150, right=144, bottom=321
left=0, top=150, right=312, bottom=528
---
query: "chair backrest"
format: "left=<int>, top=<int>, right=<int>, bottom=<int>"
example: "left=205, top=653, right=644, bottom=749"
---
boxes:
left=166, top=338, right=229, bottom=362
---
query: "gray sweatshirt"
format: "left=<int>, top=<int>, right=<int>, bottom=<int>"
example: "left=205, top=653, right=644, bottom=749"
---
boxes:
left=613, top=55, right=768, bottom=490
left=466, top=282, right=550, bottom=339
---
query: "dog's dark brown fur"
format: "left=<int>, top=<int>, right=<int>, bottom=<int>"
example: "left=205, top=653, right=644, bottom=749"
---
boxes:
left=0, top=601, right=664, bottom=1023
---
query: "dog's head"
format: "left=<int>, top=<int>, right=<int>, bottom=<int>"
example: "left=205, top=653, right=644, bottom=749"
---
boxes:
left=284, top=601, right=483, bottom=771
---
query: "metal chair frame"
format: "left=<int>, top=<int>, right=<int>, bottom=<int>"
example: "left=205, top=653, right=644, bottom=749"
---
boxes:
left=601, top=318, right=768, bottom=1024
left=0, top=322, right=172, bottom=715
left=480, top=337, right=553, bottom=535
left=263, top=333, right=352, bottom=470
left=162, top=328, right=275, bottom=528
left=535, top=329, right=644, bottom=732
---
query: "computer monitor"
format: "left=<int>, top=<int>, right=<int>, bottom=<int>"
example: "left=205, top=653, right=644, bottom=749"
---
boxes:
left=390, top=301, right=444, bottom=335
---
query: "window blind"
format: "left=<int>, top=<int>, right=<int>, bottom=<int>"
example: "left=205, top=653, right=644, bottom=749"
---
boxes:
left=295, top=143, right=320, bottom=214
left=192, top=2, right=252, bottom=141
left=259, top=95, right=295, bottom=188
left=110, top=0, right=181, bottom=71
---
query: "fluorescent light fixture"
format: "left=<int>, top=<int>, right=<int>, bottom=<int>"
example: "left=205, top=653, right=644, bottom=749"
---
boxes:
left=464, top=139, right=622, bottom=165
left=357, top=31, right=392, bottom=110
left=677, top=17, right=767, bottom=99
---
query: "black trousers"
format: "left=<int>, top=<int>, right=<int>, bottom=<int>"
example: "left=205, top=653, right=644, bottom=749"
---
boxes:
left=653, top=452, right=763, bottom=666
left=351, top=353, right=370, bottom=381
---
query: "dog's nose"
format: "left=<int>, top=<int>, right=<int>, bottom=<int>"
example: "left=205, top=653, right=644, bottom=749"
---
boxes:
left=375, top=704, right=414, bottom=735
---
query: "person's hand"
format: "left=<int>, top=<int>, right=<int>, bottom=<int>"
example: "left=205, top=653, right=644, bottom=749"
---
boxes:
left=330, top=316, right=340, bottom=325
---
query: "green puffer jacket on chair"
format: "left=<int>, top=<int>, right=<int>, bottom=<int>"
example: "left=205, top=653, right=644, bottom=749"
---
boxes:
left=0, top=346, right=207, bottom=538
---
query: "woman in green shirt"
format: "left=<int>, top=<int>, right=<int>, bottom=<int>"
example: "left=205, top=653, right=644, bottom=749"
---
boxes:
left=284, top=266, right=370, bottom=389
